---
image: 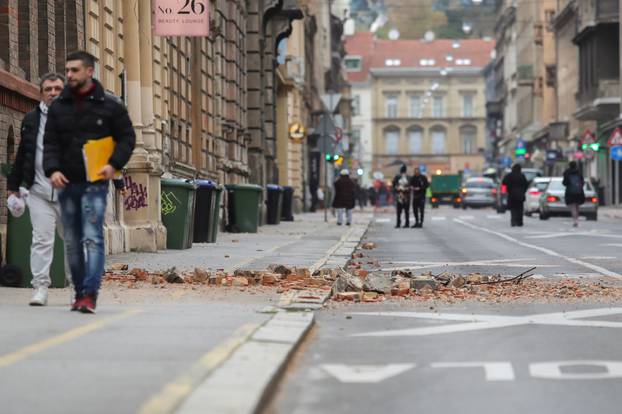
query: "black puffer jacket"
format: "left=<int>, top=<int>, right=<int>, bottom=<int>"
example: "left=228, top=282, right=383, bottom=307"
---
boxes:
left=7, top=107, right=39, bottom=191
left=43, top=79, right=136, bottom=183
left=502, top=171, right=529, bottom=204
left=333, top=176, right=356, bottom=209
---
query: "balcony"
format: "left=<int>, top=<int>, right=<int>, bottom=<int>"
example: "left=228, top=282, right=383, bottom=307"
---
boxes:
left=575, top=79, right=621, bottom=121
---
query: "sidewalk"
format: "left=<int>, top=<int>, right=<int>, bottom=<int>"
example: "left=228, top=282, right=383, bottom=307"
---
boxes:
left=0, top=211, right=373, bottom=414
left=601, top=206, right=622, bottom=219
left=107, top=210, right=373, bottom=273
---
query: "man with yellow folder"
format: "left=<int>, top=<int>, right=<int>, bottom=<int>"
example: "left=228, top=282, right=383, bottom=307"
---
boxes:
left=43, top=51, right=136, bottom=314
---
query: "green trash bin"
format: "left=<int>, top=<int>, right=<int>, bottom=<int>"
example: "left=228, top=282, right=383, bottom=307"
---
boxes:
left=161, top=178, right=197, bottom=249
left=225, top=183, right=262, bottom=233
left=6, top=206, right=67, bottom=288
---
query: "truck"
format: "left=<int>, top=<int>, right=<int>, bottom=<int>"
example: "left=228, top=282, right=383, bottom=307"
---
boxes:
left=430, top=174, right=462, bottom=208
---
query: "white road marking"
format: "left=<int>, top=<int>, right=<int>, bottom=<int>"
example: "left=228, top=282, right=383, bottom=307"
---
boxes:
left=380, top=258, right=556, bottom=271
left=526, top=232, right=622, bottom=240
left=454, top=218, right=621, bottom=279
left=486, top=215, right=503, bottom=220
left=375, top=218, right=391, bottom=223
left=320, top=364, right=415, bottom=383
left=458, top=215, right=475, bottom=220
left=431, top=216, right=447, bottom=221
left=601, top=243, right=622, bottom=248
left=350, top=308, right=622, bottom=337
left=431, top=362, right=515, bottom=381
left=529, top=361, right=622, bottom=380
left=580, top=256, right=616, bottom=260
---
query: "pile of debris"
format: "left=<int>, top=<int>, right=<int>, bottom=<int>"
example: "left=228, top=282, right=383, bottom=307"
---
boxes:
left=104, top=263, right=336, bottom=292
left=331, top=266, right=622, bottom=303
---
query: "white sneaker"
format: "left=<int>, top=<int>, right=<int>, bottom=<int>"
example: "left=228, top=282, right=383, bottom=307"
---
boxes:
left=29, top=286, right=48, bottom=306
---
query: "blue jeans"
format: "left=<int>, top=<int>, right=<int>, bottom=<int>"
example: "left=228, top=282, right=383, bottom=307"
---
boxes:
left=58, top=182, right=108, bottom=296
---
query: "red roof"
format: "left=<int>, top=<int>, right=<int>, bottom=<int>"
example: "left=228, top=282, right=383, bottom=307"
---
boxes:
left=344, top=32, right=495, bottom=84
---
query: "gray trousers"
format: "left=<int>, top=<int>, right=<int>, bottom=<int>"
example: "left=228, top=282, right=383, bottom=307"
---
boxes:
left=337, top=208, right=352, bottom=225
left=26, top=192, right=70, bottom=287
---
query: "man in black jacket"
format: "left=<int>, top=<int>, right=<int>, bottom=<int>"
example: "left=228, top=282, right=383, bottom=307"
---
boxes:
left=502, top=164, right=529, bottom=227
left=44, top=51, right=136, bottom=313
left=409, top=166, right=429, bottom=228
left=7, top=73, right=68, bottom=306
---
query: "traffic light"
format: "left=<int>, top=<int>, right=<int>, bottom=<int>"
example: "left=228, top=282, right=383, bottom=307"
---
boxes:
left=515, top=147, right=526, bottom=157
left=324, top=154, right=343, bottom=163
left=581, top=142, right=600, bottom=151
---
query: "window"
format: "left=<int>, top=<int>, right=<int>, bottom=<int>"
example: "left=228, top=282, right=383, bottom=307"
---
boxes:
left=462, top=94, right=474, bottom=117
left=352, top=95, right=361, bottom=116
left=345, top=57, right=362, bottom=71
left=410, top=95, right=422, bottom=118
left=408, top=129, right=422, bottom=154
left=432, top=96, right=444, bottom=117
left=384, top=129, right=399, bottom=154
left=431, top=128, right=446, bottom=154
left=385, top=95, right=398, bottom=118
left=460, top=125, right=477, bottom=154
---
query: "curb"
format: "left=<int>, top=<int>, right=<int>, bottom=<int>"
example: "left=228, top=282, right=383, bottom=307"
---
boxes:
left=172, top=216, right=374, bottom=414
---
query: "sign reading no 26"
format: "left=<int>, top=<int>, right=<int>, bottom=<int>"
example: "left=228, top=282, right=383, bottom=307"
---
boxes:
left=154, top=0, right=210, bottom=37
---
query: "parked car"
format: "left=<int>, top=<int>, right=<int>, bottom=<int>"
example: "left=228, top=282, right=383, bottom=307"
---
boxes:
left=524, top=177, right=551, bottom=216
left=538, top=177, right=599, bottom=221
left=496, top=167, right=543, bottom=213
left=461, top=177, right=497, bottom=209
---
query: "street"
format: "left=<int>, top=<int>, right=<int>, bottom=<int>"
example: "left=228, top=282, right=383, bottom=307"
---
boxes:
left=266, top=206, right=622, bottom=414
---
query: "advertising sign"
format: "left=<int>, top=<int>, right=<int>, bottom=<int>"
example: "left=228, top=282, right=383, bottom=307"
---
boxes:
left=154, top=0, right=209, bottom=37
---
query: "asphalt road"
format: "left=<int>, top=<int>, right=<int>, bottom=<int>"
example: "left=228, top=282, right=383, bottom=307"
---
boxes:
left=267, top=206, right=622, bottom=414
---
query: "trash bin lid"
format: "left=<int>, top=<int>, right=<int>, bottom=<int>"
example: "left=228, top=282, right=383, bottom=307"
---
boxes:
left=225, top=183, right=263, bottom=192
left=194, top=179, right=217, bottom=189
left=266, top=184, right=283, bottom=191
left=161, top=178, right=196, bottom=189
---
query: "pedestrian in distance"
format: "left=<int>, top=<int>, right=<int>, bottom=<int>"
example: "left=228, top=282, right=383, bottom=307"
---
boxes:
left=333, top=169, right=356, bottom=226
left=562, top=161, right=585, bottom=228
left=501, top=163, right=529, bottom=227
left=392, top=165, right=411, bottom=228
left=43, top=51, right=136, bottom=314
left=409, top=166, right=429, bottom=228
left=7, top=73, right=71, bottom=306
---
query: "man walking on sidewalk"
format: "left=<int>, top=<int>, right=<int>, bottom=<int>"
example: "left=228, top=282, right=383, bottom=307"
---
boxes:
left=44, top=51, right=136, bottom=313
left=333, top=169, right=355, bottom=226
left=7, top=73, right=70, bottom=306
left=502, top=164, right=529, bottom=227
left=409, top=166, right=429, bottom=228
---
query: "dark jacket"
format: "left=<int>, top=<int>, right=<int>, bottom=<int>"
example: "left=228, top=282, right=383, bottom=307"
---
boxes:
left=502, top=171, right=529, bottom=204
left=333, top=176, right=356, bottom=209
left=409, top=174, right=429, bottom=199
left=7, top=107, right=40, bottom=191
left=562, top=168, right=585, bottom=205
left=43, top=79, right=136, bottom=183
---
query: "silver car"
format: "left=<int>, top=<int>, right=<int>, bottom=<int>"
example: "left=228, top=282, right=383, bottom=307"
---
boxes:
left=524, top=177, right=551, bottom=216
left=538, top=177, right=598, bottom=221
left=461, top=177, right=497, bottom=209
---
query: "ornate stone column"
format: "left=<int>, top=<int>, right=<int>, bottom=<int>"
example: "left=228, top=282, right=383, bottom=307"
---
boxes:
left=120, top=0, right=166, bottom=252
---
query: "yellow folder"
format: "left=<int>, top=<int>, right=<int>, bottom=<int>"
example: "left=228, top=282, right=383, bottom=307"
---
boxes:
left=82, top=136, right=121, bottom=182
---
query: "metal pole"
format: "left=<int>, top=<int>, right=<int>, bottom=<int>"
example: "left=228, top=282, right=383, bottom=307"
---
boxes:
left=324, top=129, right=328, bottom=223
left=616, top=160, right=620, bottom=205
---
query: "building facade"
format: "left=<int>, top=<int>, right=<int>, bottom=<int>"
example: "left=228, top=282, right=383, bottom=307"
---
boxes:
left=345, top=33, right=494, bottom=180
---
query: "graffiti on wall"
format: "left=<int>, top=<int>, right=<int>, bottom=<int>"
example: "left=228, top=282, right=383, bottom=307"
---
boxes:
left=124, top=176, right=148, bottom=211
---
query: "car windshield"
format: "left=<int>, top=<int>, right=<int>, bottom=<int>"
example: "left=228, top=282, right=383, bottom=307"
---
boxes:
left=466, top=181, right=494, bottom=189
left=548, top=179, right=593, bottom=191
left=534, top=182, right=548, bottom=191
left=523, top=170, right=542, bottom=182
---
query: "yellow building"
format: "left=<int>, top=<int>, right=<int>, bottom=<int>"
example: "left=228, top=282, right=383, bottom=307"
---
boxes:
left=346, top=34, right=494, bottom=179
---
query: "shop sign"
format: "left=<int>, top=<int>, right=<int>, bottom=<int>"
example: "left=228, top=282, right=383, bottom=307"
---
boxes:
left=154, top=0, right=209, bottom=37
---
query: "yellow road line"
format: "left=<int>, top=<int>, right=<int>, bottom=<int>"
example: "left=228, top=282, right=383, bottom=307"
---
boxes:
left=0, top=309, right=141, bottom=369
left=137, top=323, right=260, bottom=414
